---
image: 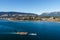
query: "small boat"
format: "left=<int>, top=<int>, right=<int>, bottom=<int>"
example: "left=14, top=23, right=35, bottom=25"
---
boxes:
left=29, top=33, right=37, bottom=36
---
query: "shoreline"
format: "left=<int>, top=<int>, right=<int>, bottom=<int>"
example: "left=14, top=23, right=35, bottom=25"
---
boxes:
left=0, top=19, right=60, bottom=23
left=7, top=19, right=60, bottom=23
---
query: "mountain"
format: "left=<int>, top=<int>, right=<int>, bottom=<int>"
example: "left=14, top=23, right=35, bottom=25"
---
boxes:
left=40, top=12, right=60, bottom=17
left=0, top=12, right=37, bottom=16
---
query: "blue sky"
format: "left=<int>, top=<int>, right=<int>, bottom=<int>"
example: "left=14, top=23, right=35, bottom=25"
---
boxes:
left=0, top=0, right=60, bottom=14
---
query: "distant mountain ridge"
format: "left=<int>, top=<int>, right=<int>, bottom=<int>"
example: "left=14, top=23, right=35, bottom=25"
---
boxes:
left=0, top=12, right=37, bottom=16
left=40, top=12, right=60, bottom=17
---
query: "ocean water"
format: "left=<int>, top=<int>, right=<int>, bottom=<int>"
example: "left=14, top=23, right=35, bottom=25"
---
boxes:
left=0, top=20, right=60, bottom=40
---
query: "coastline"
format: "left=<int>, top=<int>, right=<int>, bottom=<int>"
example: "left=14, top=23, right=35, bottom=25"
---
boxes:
left=0, top=19, right=60, bottom=23
left=7, top=19, right=60, bottom=23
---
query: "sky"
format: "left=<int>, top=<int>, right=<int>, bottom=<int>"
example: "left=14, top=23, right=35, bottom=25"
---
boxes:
left=0, top=0, right=60, bottom=15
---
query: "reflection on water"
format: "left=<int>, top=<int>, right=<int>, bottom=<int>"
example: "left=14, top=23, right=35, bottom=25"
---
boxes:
left=0, top=20, right=60, bottom=40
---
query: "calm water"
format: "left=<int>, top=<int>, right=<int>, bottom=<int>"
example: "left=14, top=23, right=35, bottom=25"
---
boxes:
left=0, top=20, right=60, bottom=40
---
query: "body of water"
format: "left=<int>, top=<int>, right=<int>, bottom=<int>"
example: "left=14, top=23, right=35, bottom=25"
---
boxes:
left=0, top=20, right=60, bottom=40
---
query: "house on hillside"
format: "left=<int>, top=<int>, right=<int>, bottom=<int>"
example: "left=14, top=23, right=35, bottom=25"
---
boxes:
left=49, top=17, right=55, bottom=19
